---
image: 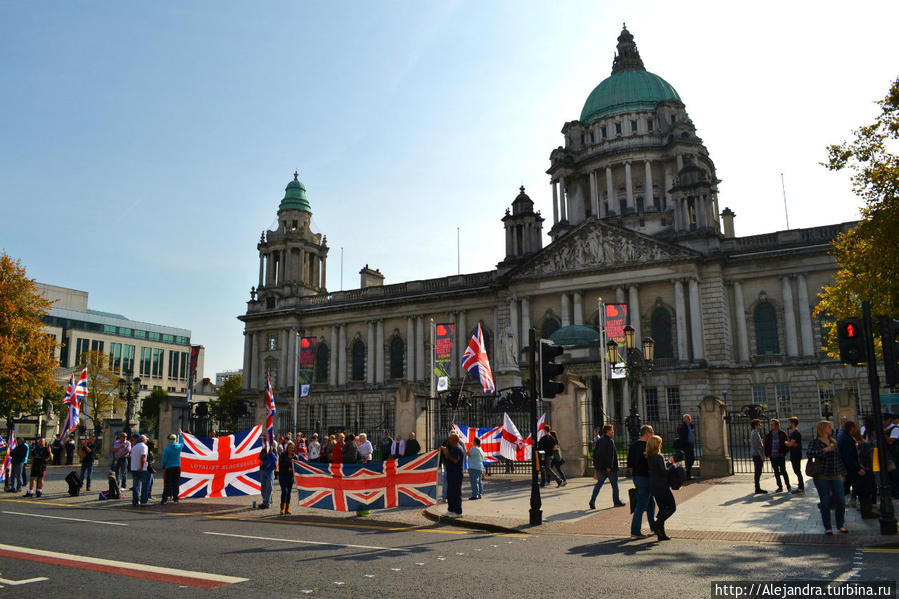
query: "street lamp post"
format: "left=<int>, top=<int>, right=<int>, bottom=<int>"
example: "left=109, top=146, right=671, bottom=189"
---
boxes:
left=608, top=325, right=654, bottom=431
left=119, top=370, right=141, bottom=436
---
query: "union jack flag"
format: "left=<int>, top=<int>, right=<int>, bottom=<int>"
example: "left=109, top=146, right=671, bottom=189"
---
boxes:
left=179, top=426, right=263, bottom=498
left=264, top=372, right=276, bottom=449
left=500, top=412, right=532, bottom=461
left=61, top=368, right=87, bottom=435
left=0, top=430, right=13, bottom=483
left=294, top=450, right=438, bottom=511
left=451, top=424, right=501, bottom=464
left=461, top=323, right=495, bottom=393
left=0, top=435, right=7, bottom=451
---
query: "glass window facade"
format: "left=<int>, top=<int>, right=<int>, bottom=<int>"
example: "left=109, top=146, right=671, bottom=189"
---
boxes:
left=140, top=347, right=151, bottom=376
left=149, top=332, right=160, bottom=341
left=351, top=340, right=365, bottom=381
left=752, top=384, right=768, bottom=405
left=109, top=343, right=122, bottom=373
left=389, top=336, right=405, bottom=379
left=152, top=348, right=164, bottom=377
left=123, top=344, right=135, bottom=373
left=775, top=383, right=792, bottom=417
left=754, top=303, right=779, bottom=355
left=76, top=338, right=90, bottom=363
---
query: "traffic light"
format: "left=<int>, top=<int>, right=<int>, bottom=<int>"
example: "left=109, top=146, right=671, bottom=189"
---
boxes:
left=195, top=402, right=209, bottom=417
left=880, top=317, right=899, bottom=386
left=539, top=340, right=565, bottom=399
left=836, top=318, right=867, bottom=366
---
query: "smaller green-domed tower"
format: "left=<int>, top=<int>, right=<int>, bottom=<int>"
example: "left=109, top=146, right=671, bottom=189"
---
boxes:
left=279, top=171, right=312, bottom=213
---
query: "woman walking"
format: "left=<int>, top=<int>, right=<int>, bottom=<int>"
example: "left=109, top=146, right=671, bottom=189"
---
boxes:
left=646, top=435, right=676, bottom=541
left=278, top=442, right=297, bottom=514
left=807, top=420, right=848, bottom=534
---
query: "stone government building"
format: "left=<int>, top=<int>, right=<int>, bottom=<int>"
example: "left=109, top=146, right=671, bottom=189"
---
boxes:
left=238, top=27, right=864, bottom=449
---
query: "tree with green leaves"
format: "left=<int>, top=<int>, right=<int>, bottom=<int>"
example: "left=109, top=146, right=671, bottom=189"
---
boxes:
left=816, top=77, right=899, bottom=356
left=138, top=387, right=167, bottom=439
left=211, top=373, right=243, bottom=432
left=0, top=253, right=58, bottom=431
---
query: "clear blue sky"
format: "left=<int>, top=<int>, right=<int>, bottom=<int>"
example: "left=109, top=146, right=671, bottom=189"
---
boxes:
left=2, top=1, right=897, bottom=378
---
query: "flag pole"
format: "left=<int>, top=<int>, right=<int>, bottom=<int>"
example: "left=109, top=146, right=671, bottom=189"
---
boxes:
left=598, top=297, right=608, bottom=425
left=293, top=332, right=299, bottom=438
left=429, top=319, right=436, bottom=400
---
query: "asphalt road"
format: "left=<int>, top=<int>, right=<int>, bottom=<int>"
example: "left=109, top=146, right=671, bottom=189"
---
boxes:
left=0, top=496, right=896, bottom=598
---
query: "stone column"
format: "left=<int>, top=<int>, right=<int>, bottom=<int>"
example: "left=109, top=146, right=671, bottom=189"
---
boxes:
left=338, top=325, right=347, bottom=385
left=625, top=162, right=633, bottom=212
left=732, top=281, right=750, bottom=363
left=509, top=299, right=519, bottom=355
left=664, top=167, right=672, bottom=212
left=258, top=256, right=264, bottom=288
left=376, top=320, right=385, bottom=384
left=552, top=180, right=559, bottom=225
left=560, top=293, right=570, bottom=327
left=406, top=317, right=416, bottom=380
left=797, top=274, right=815, bottom=356
left=589, top=171, right=598, bottom=217
left=416, top=316, right=425, bottom=381
left=330, top=326, right=338, bottom=386
left=688, top=278, right=705, bottom=361
left=573, top=291, right=583, bottom=325
left=644, top=160, right=654, bottom=210
left=297, top=248, right=305, bottom=285
left=605, top=166, right=613, bottom=215
left=321, top=253, right=327, bottom=290
left=366, top=321, right=375, bottom=384
left=674, top=280, right=688, bottom=361
left=616, top=286, right=626, bottom=304
left=698, top=395, right=733, bottom=476
left=242, top=331, right=251, bottom=390
left=560, top=177, right=567, bottom=221
left=628, top=285, right=641, bottom=343
left=250, top=332, right=259, bottom=389
left=782, top=276, right=799, bottom=357
left=520, top=299, right=530, bottom=345
left=287, top=328, right=296, bottom=387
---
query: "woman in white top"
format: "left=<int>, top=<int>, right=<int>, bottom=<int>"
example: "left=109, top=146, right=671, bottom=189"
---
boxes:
left=356, top=433, right=374, bottom=463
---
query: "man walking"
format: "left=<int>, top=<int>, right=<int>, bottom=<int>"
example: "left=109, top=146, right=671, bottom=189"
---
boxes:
left=764, top=418, right=791, bottom=492
left=678, top=414, right=696, bottom=480
left=129, top=434, right=150, bottom=506
left=161, top=432, right=184, bottom=505
left=627, top=425, right=657, bottom=537
left=785, top=417, right=804, bottom=493
left=537, top=428, right=564, bottom=487
left=589, top=424, right=626, bottom=509
left=111, top=432, right=131, bottom=490
left=442, top=433, right=465, bottom=517
left=750, top=419, right=768, bottom=494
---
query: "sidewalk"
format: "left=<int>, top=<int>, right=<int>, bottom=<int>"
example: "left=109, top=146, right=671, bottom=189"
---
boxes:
left=423, top=472, right=899, bottom=547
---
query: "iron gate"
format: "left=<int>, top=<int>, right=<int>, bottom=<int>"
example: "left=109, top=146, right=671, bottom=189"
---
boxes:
left=726, top=413, right=773, bottom=474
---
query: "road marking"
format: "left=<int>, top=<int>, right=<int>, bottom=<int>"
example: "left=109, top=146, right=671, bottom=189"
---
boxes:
left=864, top=548, right=899, bottom=553
left=0, top=544, right=247, bottom=589
left=203, top=531, right=411, bottom=552
left=0, top=575, right=48, bottom=586
left=205, top=514, right=414, bottom=531
left=2, top=511, right=127, bottom=526
left=0, top=498, right=81, bottom=508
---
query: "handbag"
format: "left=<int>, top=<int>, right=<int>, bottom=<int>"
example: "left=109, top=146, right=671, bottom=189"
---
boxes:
left=628, top=486, right=638, bottom=514
left=805, top=457, right=822, bottom=478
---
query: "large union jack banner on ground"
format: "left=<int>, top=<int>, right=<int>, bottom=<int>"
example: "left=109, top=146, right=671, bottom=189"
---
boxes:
left=179, top=426, right=262, bottom=498
left=294, top=450, right=439, bottom=511
left=451, top=424, right=501, bottom=464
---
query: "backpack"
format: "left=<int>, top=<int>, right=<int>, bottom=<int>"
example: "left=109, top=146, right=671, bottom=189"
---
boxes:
left=668, top=463, right=687, bottom=490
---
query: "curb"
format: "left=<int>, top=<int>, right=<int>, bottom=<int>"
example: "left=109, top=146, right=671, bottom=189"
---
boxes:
left=422, top=508, right=526, bottom=535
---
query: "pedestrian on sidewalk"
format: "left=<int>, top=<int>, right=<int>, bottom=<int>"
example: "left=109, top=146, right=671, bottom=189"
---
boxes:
left=161, top=432, right=183, bottom=505
left=24, top=437, right=51, bottom=498
left=467, top=437, right=485, bottom=500
left=146, top=440, right=158, bottom=500
left=279, top=441, right=297, bottom=514
left=308, top=433, right=321, bottom=462
left=837, top=421, right=863, bottom=509
left=885, top=414, right=899, bottom=498
left=65, top=435, right=75, bottom=465
left=111, top=432, right=131, bottom=491
left=129, top=434, right=150, bottom=506
left=51, top=435, right=63, bottom=466
left=538, top=428, right=564, bottom=487
left=855, top=426, right=878, bottom=519
left=750, top=419, right=768, bottom=494
left=331, top=433, right=344, bottom=464
left=257, top=441, right=276, bottom=509
left=786, top=417, right=804, bottom=493
left=627, top=425, right=657, bottom=537
left=357, top=433, right=373, bottom=463
left=807, top=420, right=847, bottom=535
left=10, top=438, right=28, bottom=492
left=442, top=433, right=465, bottom=517
left=646, top=435, right=676, bottom=541
left=342, top=433, right=359, bottom=464
left=78, top=436, right=96, bottom=492
left=589, top=424, right=626, bottom=509
left=763, top=419, right=791, bottom=493
left=677, top=414, right=696, bottom=480
left=404, top=432, right=421, bottom=457
left=550, top=430, right=567, bottom=485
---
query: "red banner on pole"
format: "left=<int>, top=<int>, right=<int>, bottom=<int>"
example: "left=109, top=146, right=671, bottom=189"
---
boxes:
left=605, top=303, right=628, bottom=343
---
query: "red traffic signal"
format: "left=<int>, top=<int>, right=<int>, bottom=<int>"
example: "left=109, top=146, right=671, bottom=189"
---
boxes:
left=836, top=318, right=867, bottom=366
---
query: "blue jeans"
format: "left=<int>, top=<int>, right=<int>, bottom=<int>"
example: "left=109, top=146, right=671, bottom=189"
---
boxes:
left=278, top=473, right=293, bottom=506
left=630, top=475, right=656, bottom=535
left=11, top=462, right=25, bottom=491
left=131, top=470, right=151, bottom=505
left=80, top=460, right=94, bottom=490
left=469, top=469, right=483, bottom=498
left=260, top=470, right=274, bottom=506
left=813, top=478, right=845, bottom=531
left=114, top=457, right=129, bottom=488
left=590, top=470, right=620, bottom=505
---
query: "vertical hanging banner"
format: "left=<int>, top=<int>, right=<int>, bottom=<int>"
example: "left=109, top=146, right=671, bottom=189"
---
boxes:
left=605, top=303, right=628, bottom=379
left=434, top=323, right=454, bottom=391
left=298, top=337, right=316, bottom=397
left=189, top=345, right=201, bottom=376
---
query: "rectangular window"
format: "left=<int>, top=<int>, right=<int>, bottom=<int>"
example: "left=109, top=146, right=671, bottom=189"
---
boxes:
left=644, top=387, right=659, bottom=420
left=119, top=327, right=132, bottom=337
left=109, top=342, right=122, bottom=373
left=140, top=347, right=151, bottom=376
left=134, top=330, right=147, bottom=339
left=670, top=114, right=676, bottom=124
left=179, top=351, right=187, bottom=379
left=176, top=336, right=189, bottom=345
left=589, top=132, right=595, bottom=143
left=818, top=383, right=834, bottom=418
left=647, top=119, right=653, bottom=132
left=90, top=339, right=104, bottom=354
left=269, top=333, right=278, bottom=351
left=76, top=338, right=90, bottom=363
left=152, top=348, right=164, bottom=377
left=148, top=331, right=160, bottom=341
left=619, top=199, right=627, bottom=215
left=631, top=119, right=638, bottom=132
left=615, top=122, right=622, bottom=135
left=162, top=334, right=174, bottom=344
left=601, top=126, right=607, bottom=138
left=666, top=387, right=681, bottom=420
left=752, top=384, right=768, bottom=406
left=123, top=344, right=135, bottom=373
left=104, top=324, right=117, bottom=335
left=775, top=383, right=792, bottom=417
left=168, top=350, right=179, bottom=379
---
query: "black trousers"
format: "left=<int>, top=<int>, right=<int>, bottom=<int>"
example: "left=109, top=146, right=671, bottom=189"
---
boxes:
left=753, top=455, right=764, bottom=490
left=771, top=457, right=790, bottom=489
left=653, top=488, right=676, bottom=527
left=446, top=470, right=463, bottom=514
left=683, top=444, right=695, bottom=477
left=278, top=473, right=293, bottom=505
left=789, top=455, right=804, bottom=489
left=162, top=467, right=181, bottom=501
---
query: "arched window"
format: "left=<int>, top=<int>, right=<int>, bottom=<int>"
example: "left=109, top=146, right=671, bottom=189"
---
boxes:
left=754, top=303, right=779, bottom=355
left=541, top=317, right=560, bottom=340
left=650, top=308, right=674, bottom=359
left=351, top=339, right=365, bottom=381
left=315, top=343, right=329, bottom=383
left=389, top=336, right=405, bottom=379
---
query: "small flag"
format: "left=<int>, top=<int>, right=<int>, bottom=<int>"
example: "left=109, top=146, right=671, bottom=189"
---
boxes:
left=461, top=323, right=495, bottom=393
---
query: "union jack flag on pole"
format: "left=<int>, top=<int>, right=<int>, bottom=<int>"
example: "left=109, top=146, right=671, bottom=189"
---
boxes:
left=461, top=323, right=495, bottom=393
left=179, top=426, right=263, bottom=498
left=0, top=430, right=13, bottom=483
left=0, top=435, right=6, bottom=451
left=264, top=372, right=276, bottom=449
left=294, top=450, right=439, bottom=511
left=62, top=367, right=88, bottom=435
left=451, top=424, right=502, bottom=464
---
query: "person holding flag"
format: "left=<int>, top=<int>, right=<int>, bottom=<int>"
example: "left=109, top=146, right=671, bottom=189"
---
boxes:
left=461, top=323, right=495, bottom=393
left=265, top=372, right=276, bottom=450
left=161, top=432, right=184, bottom=505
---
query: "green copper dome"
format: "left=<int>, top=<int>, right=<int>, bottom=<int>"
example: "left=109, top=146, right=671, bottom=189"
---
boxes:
left=279, top=171, right=311, bottom=213
left=579, top=25, right=681, bottom=124
left=580, top=70, right=681, bottom=123
left=550, top=325, right=602, bottom=347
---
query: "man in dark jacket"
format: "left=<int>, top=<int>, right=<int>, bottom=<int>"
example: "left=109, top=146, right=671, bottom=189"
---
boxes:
left=763, top=418, right=791, bottom=492
left=677, top=414, right=696, bottom=480
left=537, top=431, right=563, bottom=487
left=785, top=417, right=804, bottom=493
left=589, top=424, right=625, bottom=510
left=403, top=432, right=421, bottom=457
left=627, top=425, right=656, bottom=537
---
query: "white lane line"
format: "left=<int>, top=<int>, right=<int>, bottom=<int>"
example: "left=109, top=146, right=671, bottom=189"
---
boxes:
left=203, top=531, right=410, bottom=552
left=0, top=576, right=49, bottom=586
left=1, top=511, right=128, bottom=526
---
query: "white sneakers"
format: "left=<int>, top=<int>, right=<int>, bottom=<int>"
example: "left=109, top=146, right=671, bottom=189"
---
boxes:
left=445, top=511, right=462, bottom=518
